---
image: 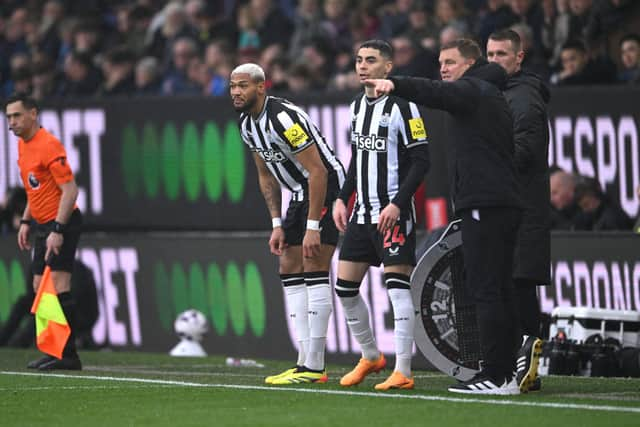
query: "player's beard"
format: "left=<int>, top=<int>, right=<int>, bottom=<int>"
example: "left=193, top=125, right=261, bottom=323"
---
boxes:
left=233, top=93, right=257, bottom=113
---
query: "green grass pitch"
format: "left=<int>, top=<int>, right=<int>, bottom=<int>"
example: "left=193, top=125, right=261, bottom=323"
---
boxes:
left=1, top=348, right=639, bottom=426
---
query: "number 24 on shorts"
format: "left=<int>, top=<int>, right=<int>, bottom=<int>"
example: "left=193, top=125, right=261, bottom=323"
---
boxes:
left=383, top=225, right=405, bottom=248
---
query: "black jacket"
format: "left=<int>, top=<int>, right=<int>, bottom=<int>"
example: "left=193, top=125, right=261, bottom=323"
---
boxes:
left=505, top=70, right=551, bottom=285
left=391, top=60, right=521, bottom=212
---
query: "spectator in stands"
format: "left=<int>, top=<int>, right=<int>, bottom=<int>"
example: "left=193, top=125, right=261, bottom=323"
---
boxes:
left=146, top=2, right=196, bottom=65
left=550, top=39, right=616, bottom=85
left=390, top=35, right=440, bottom=79
left=541, top=0, right=570, bottom=70
left=477, top=0, right=518, bottom=47
left=405, top=2, right=439, bottom=51
left=348, top=3, right=381, bottom=46
left=186, top=56, right=210, bottom=95
left=134, top=56, right=162, bottom=96
left=58, top=51, right=101, bottom=97
left=511, top=23, right=551, bottom=78
left=320, top=0, right=351, bottom=52
left=190, top=2, right=237, bottom=47
left=287, top=62, right=314, bottom=92
left=433, top=0, right=469, bottom=40
left=618, top=33, right=640, bottom=84
left=566, top=0, right=593, bottom=41
left=204, top=40, right=234, bottom=96
left=440, top=24, right=465, bottom=47
left=301, top=38, right=336, bottom=88
left=10, top=66, right=32, bottom=96
left=288, top=0, right=326, bottom=59
left=250, top=0, right=293, bottom=49
left=127, top=5, right=155, bottom=56
left=31, top=59, right=60, bottom=101
left=34, top=0, right=64, bottom=60
left=508, top=0, right=545, bottom=52
left=269, top=57, right=291, bottom=92
left=237, top=4, right=261, bottom=52
left=550, top=168, right=580, bottom=229
left=162, top=37, right=200, bottom=95
left=72, top=21, right=102, bottom=57
left=97, top=47, right=136, bottom=97
left=378, top=0, right=415, bottom=40
left=573, top=177, right=634, bottom=231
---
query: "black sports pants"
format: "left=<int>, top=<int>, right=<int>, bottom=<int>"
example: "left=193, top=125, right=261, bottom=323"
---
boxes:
left=460, top=206, right=521, bottom=381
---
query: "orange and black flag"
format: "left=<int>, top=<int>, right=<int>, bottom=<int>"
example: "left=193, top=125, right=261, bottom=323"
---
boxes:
left=30, top=266, right=70, bottom=359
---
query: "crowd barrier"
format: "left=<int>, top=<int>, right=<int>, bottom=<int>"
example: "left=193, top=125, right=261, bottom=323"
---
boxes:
left=0, top=231, right=637, bottom=364
left=1, top=87, right=638, bottom=230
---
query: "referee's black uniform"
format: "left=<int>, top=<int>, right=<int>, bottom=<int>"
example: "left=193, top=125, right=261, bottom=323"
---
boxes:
left=391, top=59, right=522, bottom=384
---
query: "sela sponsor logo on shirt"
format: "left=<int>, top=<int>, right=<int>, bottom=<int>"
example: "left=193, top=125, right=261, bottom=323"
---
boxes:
left=256, top=148, right=286, bottom=163
left=284, top=123, right=309, bottom=148
left=352, top=132, right=387, bottom=152
left=28, top=172, right=40, bottom=189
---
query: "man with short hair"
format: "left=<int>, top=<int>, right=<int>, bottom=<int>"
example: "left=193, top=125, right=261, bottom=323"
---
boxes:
left=230, top=63, right=345, bottom=384
left=333, top=39, right=430, bottom=390
left=5, top=92, right=83, bottom=370
left=488, top=28, right=550, bottom=393
left=550, top=168, right=580, bottom=229
left=366, top=38, right=522, bottom=395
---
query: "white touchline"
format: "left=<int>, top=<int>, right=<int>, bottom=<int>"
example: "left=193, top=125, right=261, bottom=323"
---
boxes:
left=2, top=371, right=639, bottom=414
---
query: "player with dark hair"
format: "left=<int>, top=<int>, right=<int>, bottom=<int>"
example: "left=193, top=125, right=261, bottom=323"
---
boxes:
left=333, top=39, right=430, bottom=390
left=5, top=92, right=83, bottom=370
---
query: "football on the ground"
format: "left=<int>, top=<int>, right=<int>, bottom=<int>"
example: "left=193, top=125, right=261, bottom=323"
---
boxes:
left=174, top=309, right=208, bottom=342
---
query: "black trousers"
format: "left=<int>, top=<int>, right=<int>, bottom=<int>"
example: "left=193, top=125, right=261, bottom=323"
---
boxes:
left=460, top=206, right=521, bottom=381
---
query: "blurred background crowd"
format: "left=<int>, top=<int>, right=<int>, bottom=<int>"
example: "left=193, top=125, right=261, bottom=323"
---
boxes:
left=0, top=0, right=639, bottom=101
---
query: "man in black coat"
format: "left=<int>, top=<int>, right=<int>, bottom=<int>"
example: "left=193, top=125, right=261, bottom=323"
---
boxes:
left=487, top=29, right=550, bottom=393
left=365, top=38, right=522, bottom=395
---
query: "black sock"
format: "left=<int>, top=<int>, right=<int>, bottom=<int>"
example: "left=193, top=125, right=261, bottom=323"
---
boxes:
left=58, top=292, right=78, bottom=358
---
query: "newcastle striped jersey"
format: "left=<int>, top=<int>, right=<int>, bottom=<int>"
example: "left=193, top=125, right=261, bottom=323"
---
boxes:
left=349, top=94, right=429, bottom=224
left=238, top=96, right=345, bottom=201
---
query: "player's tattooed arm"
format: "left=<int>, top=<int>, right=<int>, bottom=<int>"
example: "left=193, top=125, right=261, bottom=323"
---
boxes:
left=253, top=153, right=281, bottom=219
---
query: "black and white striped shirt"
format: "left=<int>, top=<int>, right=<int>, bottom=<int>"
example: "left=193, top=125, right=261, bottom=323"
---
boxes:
left=349, top=94, right=429, bottom=224
left=238, top=96, right=345, bottom=201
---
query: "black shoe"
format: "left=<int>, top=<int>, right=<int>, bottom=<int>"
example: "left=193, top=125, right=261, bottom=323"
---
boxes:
left=27, top=355, right=56, bottom=369
left=448, top=373, right=519, bottom=395
left=38, top=356, right=82, bottom=371
left=516, top=335, right=543, bottom=393
left=528, top=376, right=542, bottom=391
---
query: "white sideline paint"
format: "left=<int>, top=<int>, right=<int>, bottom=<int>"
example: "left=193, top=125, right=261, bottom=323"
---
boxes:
left=2, top=371, right=639, bottom=414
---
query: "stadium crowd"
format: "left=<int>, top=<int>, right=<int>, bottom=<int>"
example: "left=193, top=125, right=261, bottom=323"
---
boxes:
left=0, top=0, right=639, bottom=100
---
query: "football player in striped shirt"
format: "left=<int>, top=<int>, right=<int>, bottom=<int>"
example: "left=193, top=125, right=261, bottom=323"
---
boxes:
left=230, top=63, right=345, bottom=384
left=333, top=40, right=430, bottom=390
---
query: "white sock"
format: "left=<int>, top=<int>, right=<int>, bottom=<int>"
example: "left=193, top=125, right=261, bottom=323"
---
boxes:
left=305, top=272, right=332, bottom=371
left=282, top=275, right=308, bottom=366
left=339, top=293, right=379, bottom=361
left=387, top=287, right=415, bottom=378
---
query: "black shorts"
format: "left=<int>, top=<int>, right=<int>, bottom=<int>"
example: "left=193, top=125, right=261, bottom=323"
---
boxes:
left=283, top=182, right=339, bottom=247
left=32, top=209, right=83, bottom=275
left=339, top=216, right=416, bottom=267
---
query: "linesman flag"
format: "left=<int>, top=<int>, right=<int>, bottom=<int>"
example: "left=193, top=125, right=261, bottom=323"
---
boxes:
left=30, top=266, right=70, bottom=359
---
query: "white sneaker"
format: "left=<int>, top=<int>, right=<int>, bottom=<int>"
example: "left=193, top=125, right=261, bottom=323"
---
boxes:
left=448, top=373, right=520, bottom=395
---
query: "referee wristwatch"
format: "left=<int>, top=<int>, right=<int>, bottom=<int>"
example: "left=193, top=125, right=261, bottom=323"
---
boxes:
left=52, top=221, right=66, bottom=234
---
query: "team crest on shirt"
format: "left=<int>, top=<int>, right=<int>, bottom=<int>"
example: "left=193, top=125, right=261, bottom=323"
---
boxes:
left=28, top=172, right=40, bottom=189
left=379, top=113, right=390, bottom=127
